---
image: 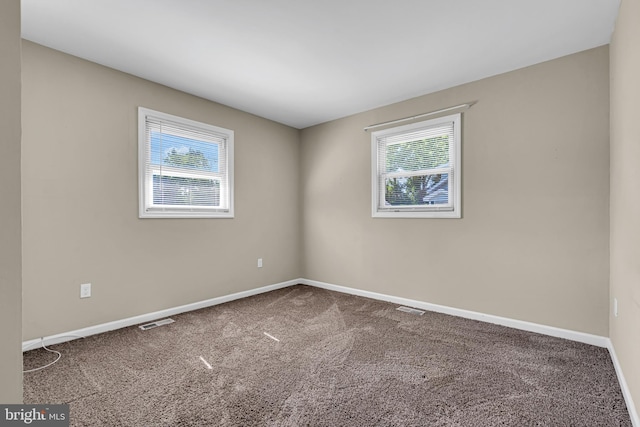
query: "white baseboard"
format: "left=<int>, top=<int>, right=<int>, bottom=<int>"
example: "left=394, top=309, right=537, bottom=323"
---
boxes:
left=22, top=279, right=298, bottom=352
left=298, top=278, right=610, bottom=348
left=608, top=341, right=640, bottom=426
left=300, top=278, right=639, bottom=425
left=22, top=276, right=636, bottom=425
left=23, top=277, right=609, bottom=351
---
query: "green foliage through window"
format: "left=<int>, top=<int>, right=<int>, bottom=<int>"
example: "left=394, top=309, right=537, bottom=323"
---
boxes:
left=384, top=136, right=449, bottom=206
left=164, top=148, right=211, bottom=170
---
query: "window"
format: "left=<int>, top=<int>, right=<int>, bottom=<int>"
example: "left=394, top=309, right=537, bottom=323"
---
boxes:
left=371, top=113, right=461, bottom=218
left=138, top=107, right=234, bottom=218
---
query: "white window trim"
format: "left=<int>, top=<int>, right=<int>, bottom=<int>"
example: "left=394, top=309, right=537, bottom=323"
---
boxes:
left=138, top=107, right=234, bottom=218
left=371, top=113, right=461, bottom=218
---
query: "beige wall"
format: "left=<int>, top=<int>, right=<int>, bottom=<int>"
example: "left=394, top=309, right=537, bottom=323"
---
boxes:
left=301, top=46, right=610, bottom=336
left=610, top=0, right=640, bottom=415
left=14, top=9, right=633, bottom=411
left=0, top=0, right=23, bottom=403
left=21, top=41, right=301, bottom=340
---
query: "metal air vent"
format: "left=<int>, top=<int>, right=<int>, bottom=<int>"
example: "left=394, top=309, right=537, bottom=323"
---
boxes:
left=139, top=318, right=175, bottom=330
left=396, top=306, right=425, bottom=315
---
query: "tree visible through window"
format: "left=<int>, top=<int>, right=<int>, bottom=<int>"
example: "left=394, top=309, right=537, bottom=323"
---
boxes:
left=138, top=107, right=234, bottom=218
left=151, top=133, right=220, bottom=207
left=155, top=146, right=220, bottom=207
left=384, top=136, right=449, bottom=206
left=371, top=113, right=461, bottom=218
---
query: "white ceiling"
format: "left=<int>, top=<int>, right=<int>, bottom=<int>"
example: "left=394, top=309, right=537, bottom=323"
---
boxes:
left=21, top=0, right=620, bottom=129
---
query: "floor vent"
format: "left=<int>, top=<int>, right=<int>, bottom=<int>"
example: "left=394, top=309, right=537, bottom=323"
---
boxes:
left=396, top=306, right=426, bottom=316
left=139, top=318, right=175, bottom=330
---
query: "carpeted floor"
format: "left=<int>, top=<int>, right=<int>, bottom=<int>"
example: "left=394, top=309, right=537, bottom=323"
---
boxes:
left=23, top=285, right=631, bottom=426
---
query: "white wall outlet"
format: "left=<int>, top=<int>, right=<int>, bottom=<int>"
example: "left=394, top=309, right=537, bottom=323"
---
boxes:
left=80, top=283, right=91, bottom=298
left=614, top=297, right=618, bottom=317
left=257, top=258, right=263, bottom=268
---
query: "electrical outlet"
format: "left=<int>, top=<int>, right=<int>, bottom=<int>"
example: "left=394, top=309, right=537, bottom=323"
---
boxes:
left=257, top=258, right=263, bottom=268
left=614, top=298, right=618, bottom=317
left=80, top=283, right=91, bottom=298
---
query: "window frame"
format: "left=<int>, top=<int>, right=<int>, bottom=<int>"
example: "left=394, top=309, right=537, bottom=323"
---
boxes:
left=138, top=107, right=234, bottom=219
left=371, top=113, right=461, bottom=218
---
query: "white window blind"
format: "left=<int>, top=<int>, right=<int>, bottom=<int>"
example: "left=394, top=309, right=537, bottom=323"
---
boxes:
left=371, top=113, right=461, bottom=218
left=138, top=107, right=234, bottom=218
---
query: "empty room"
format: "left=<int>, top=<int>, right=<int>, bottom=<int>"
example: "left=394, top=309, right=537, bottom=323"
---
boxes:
left=1, top=0, right=639, bottom=425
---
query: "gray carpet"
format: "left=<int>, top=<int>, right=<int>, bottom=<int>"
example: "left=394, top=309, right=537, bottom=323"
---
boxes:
left=23, top=285, right=631, bottom=426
